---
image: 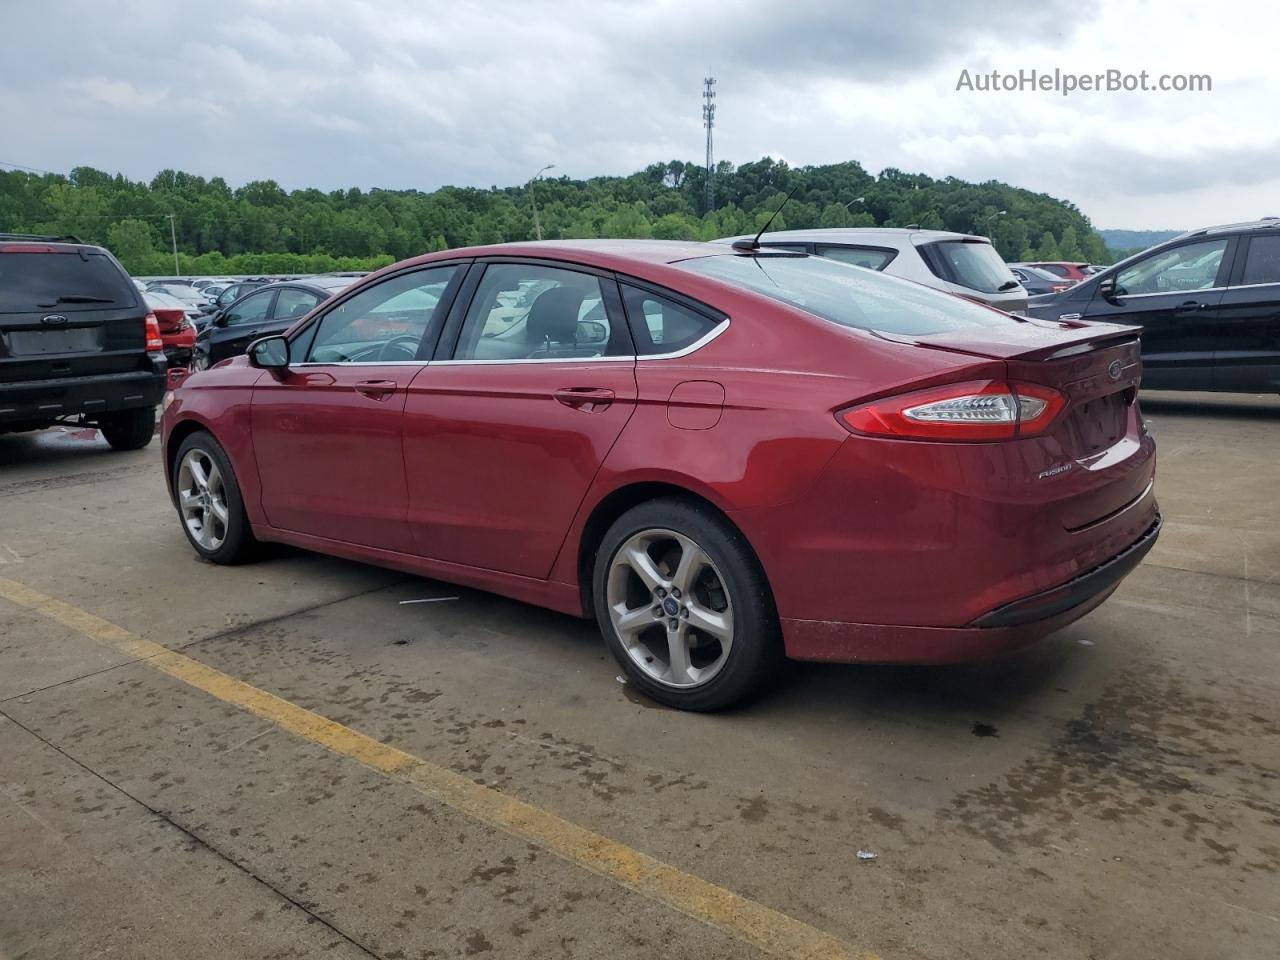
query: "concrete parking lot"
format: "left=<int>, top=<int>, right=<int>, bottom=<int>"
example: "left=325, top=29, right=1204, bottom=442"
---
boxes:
left=1, top=391, right=1277, bottom=960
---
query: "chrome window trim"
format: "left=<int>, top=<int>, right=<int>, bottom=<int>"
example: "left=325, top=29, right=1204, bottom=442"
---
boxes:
left=289, top=360, right=431, bottom=367
left=1110, top=286, right=1228, bottom=300
left=636, top=317, right=730, bottom=360
left=430, top=354, right=636, bottom=366
left=1226, top=280, right=1280, bottom=291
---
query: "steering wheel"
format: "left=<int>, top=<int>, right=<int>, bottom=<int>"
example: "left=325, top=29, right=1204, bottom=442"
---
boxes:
left=377, top=335, right=420, bottom=362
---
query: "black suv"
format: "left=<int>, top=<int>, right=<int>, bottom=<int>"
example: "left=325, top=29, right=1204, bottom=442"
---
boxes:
left=1027, top=219, right=1280, bottom=392
left=0, top=234, right=167, bottom=449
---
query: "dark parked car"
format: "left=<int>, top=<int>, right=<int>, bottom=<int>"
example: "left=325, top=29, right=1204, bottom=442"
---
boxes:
left=1027, top=218, right=1280, bottom=392
left=163, top=241, right=1158, bottom=711
left=1, top=233, right=166, bottom=449
left=1010, top=264, right=1073, bottom=296
left=211, top=279, right=270, bottom=311
left=193, top=276, right=355, bottom=370
left=1022, top=261, right=1096, bottom=282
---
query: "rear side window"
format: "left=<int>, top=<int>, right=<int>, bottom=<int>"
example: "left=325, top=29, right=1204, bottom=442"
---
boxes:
left=923, top=240, right=1018, bottom=294
left=453, top=263, right=629, bottom=361
left=1240, top=235, right=1280, bottom=285
left=274, top=288, right=322, bottom=321
left=815, top=245, right=896, bottom=271
left=0, top=251, right=135, bottom=313
left=620, top=286, right=722, bottom=355
left=679, top=254, right=1015, bottom=336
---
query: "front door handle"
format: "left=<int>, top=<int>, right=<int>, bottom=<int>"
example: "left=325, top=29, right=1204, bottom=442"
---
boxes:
left=1173, top=300, right=1205, bottom=315
left=554, top=387, right=615, bottom=412
left=354, top=379, right=398, bottom=400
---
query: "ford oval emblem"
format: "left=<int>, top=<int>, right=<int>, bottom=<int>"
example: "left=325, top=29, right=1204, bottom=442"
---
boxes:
left=1107, top=359, right=1123, bottom=380
left=41, top=314, right=69, bottom=326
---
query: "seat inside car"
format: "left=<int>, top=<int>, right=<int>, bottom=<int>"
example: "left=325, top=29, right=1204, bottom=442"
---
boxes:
left=525, top=286, right=589, bottom=358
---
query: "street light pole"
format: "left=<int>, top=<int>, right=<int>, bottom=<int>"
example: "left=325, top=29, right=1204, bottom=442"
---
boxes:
left=167, top=213, right=180, bottom=277
left=527, top=164, right=555, bottom=241
left=982, top=209, right=1008, bottom=235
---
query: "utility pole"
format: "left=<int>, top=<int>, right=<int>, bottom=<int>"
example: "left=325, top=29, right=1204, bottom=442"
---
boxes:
left=702, top=75, right=716, bottom=213
left=166, top=213, right=180, bottom=276
left=527, top=164, right=554, bottom=241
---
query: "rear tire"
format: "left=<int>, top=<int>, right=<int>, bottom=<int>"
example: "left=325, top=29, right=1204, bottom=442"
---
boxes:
left=100, top=407, right=155, bottom=451
left=172, top=431, right=258, bottom=564
left=592, top=498, right=782, bottom=711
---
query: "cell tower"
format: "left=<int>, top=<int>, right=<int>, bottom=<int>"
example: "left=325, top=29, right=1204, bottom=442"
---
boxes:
left=702, top=74, right=716, bottom=212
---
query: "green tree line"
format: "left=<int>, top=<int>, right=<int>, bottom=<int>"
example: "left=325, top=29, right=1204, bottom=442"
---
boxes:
left=0, top=158, right=1113, bottom=276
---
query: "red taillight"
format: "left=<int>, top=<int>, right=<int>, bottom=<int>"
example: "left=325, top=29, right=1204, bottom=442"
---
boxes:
left=144, top=313, right=164, bottom=352
left=838, top=380, right=1067, bottom=442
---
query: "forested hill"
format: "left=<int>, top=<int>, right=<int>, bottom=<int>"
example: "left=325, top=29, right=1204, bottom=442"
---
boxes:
left=0, top=158, right=1112, bottom=276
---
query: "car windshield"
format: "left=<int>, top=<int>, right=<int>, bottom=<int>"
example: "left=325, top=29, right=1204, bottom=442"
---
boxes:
left=0, top=251, right=136, bottom=313
left=678, top=254, right=1015, bottom=335
left=927, top=240, right=1018, bottom=294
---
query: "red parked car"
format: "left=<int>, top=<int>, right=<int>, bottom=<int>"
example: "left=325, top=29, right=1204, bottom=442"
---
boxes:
left=161, top=241, right=1160, bottom=710
left=144, top=291, right=198, bottom=369
left=1022, top=261, right=1097, bottom=283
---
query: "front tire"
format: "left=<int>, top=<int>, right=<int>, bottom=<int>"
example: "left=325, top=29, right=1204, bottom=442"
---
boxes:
left=172, top=431, right=258, bottom=564
left=593, top=498, right=782, bottom=711
left=99, top=407, right=155, bottom=451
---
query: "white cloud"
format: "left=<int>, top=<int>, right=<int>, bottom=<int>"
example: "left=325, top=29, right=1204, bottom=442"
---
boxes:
left=0, top=0, right=1276, bottom=227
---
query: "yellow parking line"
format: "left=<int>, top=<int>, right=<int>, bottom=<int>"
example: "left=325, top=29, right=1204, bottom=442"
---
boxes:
left=0, top=576, right=878, bottom=960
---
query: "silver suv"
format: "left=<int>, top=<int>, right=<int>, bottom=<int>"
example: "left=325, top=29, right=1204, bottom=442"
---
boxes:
left=716, top=228, right=1027, bottom=314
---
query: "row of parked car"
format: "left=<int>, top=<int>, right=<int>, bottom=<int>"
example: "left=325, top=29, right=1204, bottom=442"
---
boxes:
left=138, top=273, right=367, bottom=372
left=721, top=219, right=1280, bottom=392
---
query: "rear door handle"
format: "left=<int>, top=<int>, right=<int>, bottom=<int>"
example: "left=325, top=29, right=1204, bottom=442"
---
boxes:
left=354, top=379, right=398, bottom=400
left=554, top=387, right=615, bottom=412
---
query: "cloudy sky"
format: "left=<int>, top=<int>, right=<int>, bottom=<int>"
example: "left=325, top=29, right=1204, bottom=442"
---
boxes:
left=1, top=0, right=1275, bottom=228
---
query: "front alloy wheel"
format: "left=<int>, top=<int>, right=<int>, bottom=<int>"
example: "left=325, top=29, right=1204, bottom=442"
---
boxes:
left=606, top=528, right=734, bottom=688
left=177, top=447, right=229, bottom=551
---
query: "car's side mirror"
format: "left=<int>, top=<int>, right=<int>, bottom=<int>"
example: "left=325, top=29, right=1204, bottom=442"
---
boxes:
left=248, top=335, right=290, bottom=371
left=212, top=311, right=229, bottom=327
left=1098, top=277, right=1121, bottom=304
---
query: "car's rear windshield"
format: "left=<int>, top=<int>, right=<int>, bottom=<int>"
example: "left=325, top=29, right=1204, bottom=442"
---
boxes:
left=925, top=240, right=1017, bottom=294
left=0, top=251, right=137, bottom=314
left=678, top=254, right=1014, bottom=335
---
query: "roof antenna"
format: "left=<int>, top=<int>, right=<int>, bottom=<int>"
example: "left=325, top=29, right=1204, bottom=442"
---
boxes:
left=732, top=183, right=801, bottom=252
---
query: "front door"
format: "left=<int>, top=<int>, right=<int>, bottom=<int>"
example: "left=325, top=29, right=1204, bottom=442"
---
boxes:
left=212, top=288, right=276, bottom=363
left=403, top=261, right=638, bottom=577
left=251, top=264, right=464, bottom=552
left=1081, top=236, right=1232, bottom=390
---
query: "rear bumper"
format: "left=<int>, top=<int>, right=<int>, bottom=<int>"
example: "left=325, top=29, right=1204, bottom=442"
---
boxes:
left=0, top=358, right=166, bottom=425
left=781, top=518, right=1158, bottom=662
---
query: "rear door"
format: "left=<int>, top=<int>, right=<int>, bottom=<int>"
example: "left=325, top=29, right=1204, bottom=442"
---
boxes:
left=402, top=260, right=638, bottom=576
left=1079, top=236, right=1233, bottom=390
left=0, top=247, right=148, bottom=387
left=252, top=264, right=465, bottom=552
left=1215, top=232, right=1280, bottom=391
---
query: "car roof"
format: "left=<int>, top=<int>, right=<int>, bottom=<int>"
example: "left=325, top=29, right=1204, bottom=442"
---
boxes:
left=714, top=227, right=992, bottom=248
left=395, top=239, right=733, bottom=272
left=1172, top=217, right=1280, bottom=241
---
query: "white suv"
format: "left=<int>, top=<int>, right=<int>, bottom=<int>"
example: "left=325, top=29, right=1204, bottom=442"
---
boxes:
left=716, top=228, right=1027, bottom=314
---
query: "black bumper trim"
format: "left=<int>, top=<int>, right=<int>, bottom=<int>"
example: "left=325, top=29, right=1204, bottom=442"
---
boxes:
left=972, top=516, right=1162, bottom=628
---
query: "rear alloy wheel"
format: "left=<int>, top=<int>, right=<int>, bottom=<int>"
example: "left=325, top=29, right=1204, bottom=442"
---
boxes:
left=172, top=432, right=257, bottom=563
left=594, top=499, right=781, bottom=711
left=99, top=407, right=156, bottom=451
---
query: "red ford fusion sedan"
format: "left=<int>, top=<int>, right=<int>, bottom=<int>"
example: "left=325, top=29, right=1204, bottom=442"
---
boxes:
left=161, top=240, right=1159, bottom=711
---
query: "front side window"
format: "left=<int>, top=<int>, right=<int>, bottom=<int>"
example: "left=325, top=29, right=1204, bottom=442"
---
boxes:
left=452, top=263, right=627, bottom=361
left=1115, top=239, right=1228, bottom=295
left=679, top=254, right=1019, bottom=336
left=924, top=240, right=1018, bottom=294
left=815, top=245, right=896, bottom=271
left=1240, top=235, right=1280, bottom=286
left=224, top=291, right=273, bottom=326
left=620, top=286, right=722, bottom=355
left=304, top=265, right=458, bottom=363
